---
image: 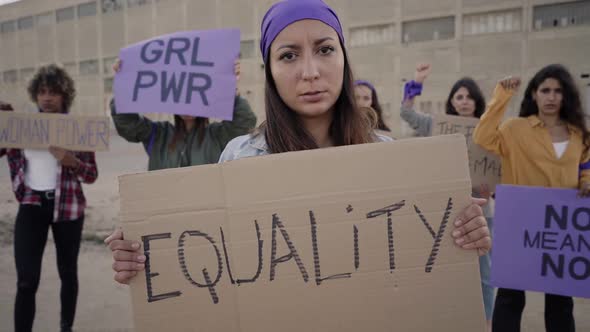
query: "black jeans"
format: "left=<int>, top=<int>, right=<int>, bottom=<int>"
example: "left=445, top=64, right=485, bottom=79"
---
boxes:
left=492, top=288, right=575, bottom=332
left=14, top=196, right=84, bottom=332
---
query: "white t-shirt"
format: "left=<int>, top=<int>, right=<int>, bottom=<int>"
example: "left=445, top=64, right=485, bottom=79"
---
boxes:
left=24, top=149, right=58, bottom=190
left=553, top=141, right=568, bottom=159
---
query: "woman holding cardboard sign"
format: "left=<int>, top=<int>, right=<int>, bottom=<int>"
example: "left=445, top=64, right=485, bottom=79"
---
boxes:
left=110, top=60, right=256, bottom=171
left=106, top=0, right=492, bottom=296
left=399, top=65, right=493, bottom=204
left=474, top=65, right=590, bottom=332
left=1, top=65, right=98, bottom=332
left=400, top=64, right=487, bottom=136
left=399, top=64, right=495, bottom=329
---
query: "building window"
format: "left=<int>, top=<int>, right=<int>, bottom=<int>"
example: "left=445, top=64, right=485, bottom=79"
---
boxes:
left=63, top=62, right=78, bottom=76
left=102, top=0, right=124, bottom=14
left=240, top=40, right=256, bottom=59
left=56, top=7, right=76, bottom=23
left=36, top=12, right=54, bottom=27
left=78, top=2, right=98, bottom=18
left=464, top=9, right=522, bottom=35
left=533, top=0, right=590, bottom=30
left=3, top=70, right=18, bottom=84
left=17, top=16, right=34, bottom=30
left=127, top=0, right=150, bottom=7
left=80, top=59, right=99, bottom=75
left=403, top=16, right=455, bottom=43
left=103, top=56, right=118, bottom=75
left=1, top=20, right=16, bottom=33
left=349, top=23, right=395, bottom=47
left=20, top=67, right=36, bottom=82
left=104, top=77, right=114, bottom=93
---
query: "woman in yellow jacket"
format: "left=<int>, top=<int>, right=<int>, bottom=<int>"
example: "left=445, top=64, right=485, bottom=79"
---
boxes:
left=474, top=64, right=590, bottom=332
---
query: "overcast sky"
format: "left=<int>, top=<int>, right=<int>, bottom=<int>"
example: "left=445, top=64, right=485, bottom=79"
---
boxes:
left=0, top=0, right=21, bottom=6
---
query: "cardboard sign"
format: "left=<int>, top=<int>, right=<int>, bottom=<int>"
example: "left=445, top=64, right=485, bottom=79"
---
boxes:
left=431, top=114, right=501, bottom=190
left=114, top=29, right=240, bottom=120
left=118, top=135, right=486, bottom=331
left=491, top=185, right=590, bottom=298
left=0, top=112, right=109, bottom=151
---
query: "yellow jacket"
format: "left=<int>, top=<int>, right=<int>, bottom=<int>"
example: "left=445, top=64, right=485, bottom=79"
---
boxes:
left=473, top=84, right=590, bottom=189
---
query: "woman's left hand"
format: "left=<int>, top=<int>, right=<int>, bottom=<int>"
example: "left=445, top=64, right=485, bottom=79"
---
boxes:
left=414, top=63, right=431, bottom=84
left=579, top=182, right=590, bottom=198
left=476, top=184, right=492, bottom=200
left=49, top=146, right=79, bottom=167
left=452, top=198, right=491, bottom=256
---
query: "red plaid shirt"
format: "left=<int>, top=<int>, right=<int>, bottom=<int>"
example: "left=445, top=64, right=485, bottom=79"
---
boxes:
left=0, top=148, right=98, bottom=222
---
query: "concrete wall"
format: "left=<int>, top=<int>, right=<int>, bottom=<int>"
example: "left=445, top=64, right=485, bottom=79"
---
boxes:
left=0, top=0, right=589, bottom=137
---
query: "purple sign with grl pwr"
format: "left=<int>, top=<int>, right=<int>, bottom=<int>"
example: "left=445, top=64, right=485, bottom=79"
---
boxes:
left=114, top=29, right=240, bottom=120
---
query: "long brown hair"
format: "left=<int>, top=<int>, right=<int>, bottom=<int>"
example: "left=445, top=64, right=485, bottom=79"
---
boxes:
left=519, top=64, right=590, bottom=152
left=445, top=77, right=486, bottom=119
left=168, top=116, right=209, bottom=151
left=369, top=89, right=391, bottom=131
left=355, top=81, right=391, bottom=131
left=261, top=47, right=374, bottom=154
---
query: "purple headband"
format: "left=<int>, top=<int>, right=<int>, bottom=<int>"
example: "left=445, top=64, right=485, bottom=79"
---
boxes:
left=354, top=80, right=376, bottom=93
left=260, top=0, right=344, bottom=62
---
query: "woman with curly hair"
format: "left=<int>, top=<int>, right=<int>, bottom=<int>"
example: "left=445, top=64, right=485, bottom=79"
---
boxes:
left=0, top=64, right=98, bottom=332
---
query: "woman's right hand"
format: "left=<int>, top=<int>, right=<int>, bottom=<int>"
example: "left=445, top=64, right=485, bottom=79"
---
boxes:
left=414, top=63, right=431, bottom=84
left=105, top=228, right=145, bottom=284
left=234, top=59, right=241, bottom=96
left=112, top=59, right=122, bottom=74
left=498, top=76, right=521, bottom=92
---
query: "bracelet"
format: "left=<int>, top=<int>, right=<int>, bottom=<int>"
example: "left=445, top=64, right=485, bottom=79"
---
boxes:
left=403, top=80, right=423, bottom=102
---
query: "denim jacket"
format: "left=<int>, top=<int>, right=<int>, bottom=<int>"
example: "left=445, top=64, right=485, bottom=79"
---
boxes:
left=111, top=96, right=256, bottom=170
left=219, top=132, right=393, bottom=162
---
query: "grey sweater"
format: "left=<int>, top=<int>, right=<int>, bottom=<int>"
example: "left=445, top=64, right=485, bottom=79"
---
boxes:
left=400, top=104, right=432, bottom=137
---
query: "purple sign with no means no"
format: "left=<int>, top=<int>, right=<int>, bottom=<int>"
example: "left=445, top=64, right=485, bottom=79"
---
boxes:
left=491, top=185, right=589, bottom=298
left=114, top=29, right=240, bottom=120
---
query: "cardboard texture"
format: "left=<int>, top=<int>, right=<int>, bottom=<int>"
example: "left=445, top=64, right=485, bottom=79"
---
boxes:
left=0, top=112, right=109, bottom=151
left=431, top=114, right=501, bottom=190
left=114, top=29, right=240, bottom=120
left=492, top=185, right=590, bottom=298
left=119, top=134, right=485, bottom=331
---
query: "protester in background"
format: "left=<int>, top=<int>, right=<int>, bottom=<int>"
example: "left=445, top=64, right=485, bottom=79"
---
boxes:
left=398, top=63, right=495, bottom=329
left=400, top=64, right=486, bottom=136
left=110, top=59, right=257, bottom=171
left=0, top=65, right=98, bottom=332
left=354, top=80, right=391, bottom=132
left=105, top=0, right=492, bottom=297
left=474, top=64, right=590, bottom=332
